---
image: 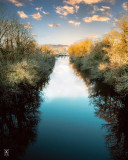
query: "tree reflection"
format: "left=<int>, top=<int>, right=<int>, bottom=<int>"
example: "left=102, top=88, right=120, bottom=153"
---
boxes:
left=0, top=85, right=43, bottom=160
left=87, top=79, right=128, bottom=160
left=72, top=63, right=128, bottom=159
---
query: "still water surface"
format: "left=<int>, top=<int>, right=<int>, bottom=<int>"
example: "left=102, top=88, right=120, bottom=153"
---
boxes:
left=1, top=58, right=127, bottom=160
left=22, top=58, right=113, bottom=160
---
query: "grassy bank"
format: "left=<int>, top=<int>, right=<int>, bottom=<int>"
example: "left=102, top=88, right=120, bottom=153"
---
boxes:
left=0, top=8, right=55, bottom=155
left=0, top=8, right=55, bottom=94
left=69, top=15, right=128, bottom=95
left=0, top=53, right=55, bottom=92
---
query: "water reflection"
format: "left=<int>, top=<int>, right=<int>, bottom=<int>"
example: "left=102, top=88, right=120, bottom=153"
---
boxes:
left=43, top=57, right=88, bottom=100
left=1, top=57, right=127, bottom=160
left=0, top=85, right=43, bottom=159
left=25, top=58, right=112, bottom=160
left=73, top=66, right=128, bottom=160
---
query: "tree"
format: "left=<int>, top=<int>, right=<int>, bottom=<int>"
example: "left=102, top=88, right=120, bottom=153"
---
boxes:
left=68, top=39, right=92, bottom=56
left=40, top=45, right=56, bottom=55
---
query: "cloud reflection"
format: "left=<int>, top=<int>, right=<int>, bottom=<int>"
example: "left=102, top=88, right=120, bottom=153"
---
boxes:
left=42, top=57, right=88, bottom=100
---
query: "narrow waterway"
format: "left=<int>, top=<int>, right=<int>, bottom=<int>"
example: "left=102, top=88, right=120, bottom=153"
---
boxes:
left=21, top=57, right=113, bottom=160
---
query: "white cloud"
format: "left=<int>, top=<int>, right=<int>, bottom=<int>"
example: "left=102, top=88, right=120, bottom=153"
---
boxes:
left=56, top=5, right=79, bottom=16
left=56, top=6, right=74, bottom=16
left=102, top=6, right=111, bottom=10
left=107, top=0, right=115, bottom=5
left=8, top=0, right=32, bottom=7
left=92, top=5, right=111, bottom=16
left=122, top=2, right=128, bottom=11
left=75, top=5, right=80, bottom=12
left=83, top=15, right=110, bottom=22
left=68, top=20, right=81, bottom=26
left=48, top=24, right=60, bottom=27
left=86, top=34, right=99, bottom=38
left=64, top=0, right=102, bottom=5
left=35, top=7, right=43, bottom=11
left=8, top=0, right=23, bottom=6
left=17, top=11, right=28, bottom=18
left=42, top=11, right=50, bottom=16
left=64, top=0, right=115, bottom=5
left=32, top=12, right=42, bottom=20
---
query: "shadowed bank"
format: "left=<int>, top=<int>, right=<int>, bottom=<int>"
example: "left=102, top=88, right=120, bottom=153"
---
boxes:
left=0, top=58, right=128, bottom=160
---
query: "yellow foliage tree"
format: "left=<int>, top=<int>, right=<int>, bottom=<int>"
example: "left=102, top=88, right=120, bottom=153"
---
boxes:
left=68, top=39, right=92, bottom=56
left=40, top=45, right=56, bottom=55
left=105, top=16, right=128, bottom=67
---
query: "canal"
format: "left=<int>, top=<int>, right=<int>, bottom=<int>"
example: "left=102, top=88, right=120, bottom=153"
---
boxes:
left=1, top=57, right=128, bottom=160
left=22, top=57, right=113, bottom=160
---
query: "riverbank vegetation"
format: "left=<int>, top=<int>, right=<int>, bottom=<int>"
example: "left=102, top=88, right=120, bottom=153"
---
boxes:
left=69, top=15, right=128, bottom=95
left=0, top=8, right=55, bottom=95
left=83, top=71, right=128, bottom=160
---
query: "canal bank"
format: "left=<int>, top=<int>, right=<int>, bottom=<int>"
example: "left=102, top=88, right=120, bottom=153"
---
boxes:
left=21, top=57, right=113, bottom=160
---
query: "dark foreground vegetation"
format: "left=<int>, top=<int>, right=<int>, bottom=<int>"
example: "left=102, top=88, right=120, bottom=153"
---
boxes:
left=0, top=85, right=41, bottom=159
left=69, top=14, right=128, bottom=95
left=0, top=7, right=55, bottom=159
left=0, top=8, right=55, bottom=95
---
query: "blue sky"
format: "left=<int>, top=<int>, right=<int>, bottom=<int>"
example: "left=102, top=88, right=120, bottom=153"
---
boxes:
left=1, top=0, right=128, bottom=45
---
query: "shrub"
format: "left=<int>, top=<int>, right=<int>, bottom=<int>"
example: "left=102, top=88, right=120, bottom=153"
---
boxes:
left=69, top=15, right=128, bottom=94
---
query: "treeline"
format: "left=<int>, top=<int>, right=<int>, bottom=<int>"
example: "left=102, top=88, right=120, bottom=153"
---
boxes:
left=0, top=8, right=55, bottom=93
left=69, top=15, right=128, bottom=94
left=0, top=8, right=55, bottom=157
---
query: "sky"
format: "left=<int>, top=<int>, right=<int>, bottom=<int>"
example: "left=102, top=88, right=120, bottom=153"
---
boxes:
left=1, top=0, right=128, bottom=45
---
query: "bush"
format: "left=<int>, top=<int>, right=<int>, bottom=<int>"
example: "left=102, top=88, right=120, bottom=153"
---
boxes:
left=69, top=15, right=128, bottom=94
left=0, top=8, right=55, bottom=93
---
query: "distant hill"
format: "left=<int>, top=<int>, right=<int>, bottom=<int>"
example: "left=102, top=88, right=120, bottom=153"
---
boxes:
left=49, top=44, right=69, bottom=48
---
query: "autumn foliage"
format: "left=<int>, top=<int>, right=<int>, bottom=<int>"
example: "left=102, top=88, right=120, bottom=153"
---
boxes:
left=0, top=8, right=55, bottom=92
left=69, top=15, right=128, bottom=94
left=68, top=39, right=92, bottom=56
